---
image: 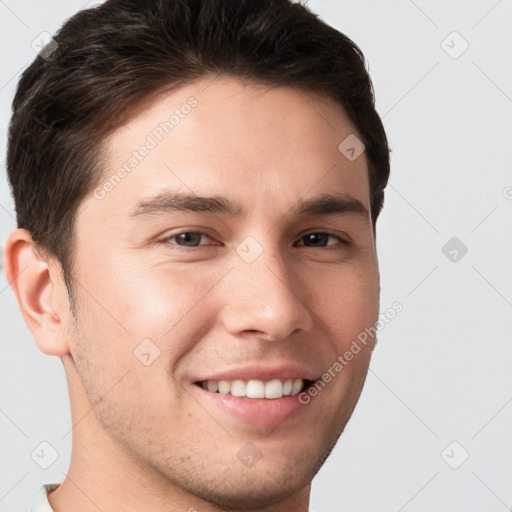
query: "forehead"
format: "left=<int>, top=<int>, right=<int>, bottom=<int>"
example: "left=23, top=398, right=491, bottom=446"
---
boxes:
left=86, top=75, right=370, bottom=222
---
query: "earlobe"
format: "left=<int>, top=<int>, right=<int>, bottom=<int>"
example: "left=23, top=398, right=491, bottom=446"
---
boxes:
left=3, top=228, right=71, bottom=357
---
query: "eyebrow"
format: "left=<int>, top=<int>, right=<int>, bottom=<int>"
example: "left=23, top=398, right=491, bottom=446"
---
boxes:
left=129, top=190, right=370, bottom=220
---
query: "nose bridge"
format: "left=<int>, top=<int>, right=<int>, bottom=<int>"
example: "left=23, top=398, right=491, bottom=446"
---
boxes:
left=219, top=239, right=314, bottom=341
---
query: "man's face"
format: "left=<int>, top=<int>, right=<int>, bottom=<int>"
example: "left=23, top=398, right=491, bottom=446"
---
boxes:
left=65, top=75, right=379, bottom=508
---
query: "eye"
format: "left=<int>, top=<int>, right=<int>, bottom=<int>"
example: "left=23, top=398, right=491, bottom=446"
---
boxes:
left=159, top=230, right=349, bottom=250
left=165, top=231, right=215, bottom=247
left=296, top=232, right=349, bottom=248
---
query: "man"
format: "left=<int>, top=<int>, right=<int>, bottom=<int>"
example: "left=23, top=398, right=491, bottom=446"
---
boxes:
left=4, top=0, right=390, bottom=510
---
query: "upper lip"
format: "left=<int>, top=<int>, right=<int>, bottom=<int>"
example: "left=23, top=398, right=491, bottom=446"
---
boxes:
left=193, top=363, right=319, bottom=383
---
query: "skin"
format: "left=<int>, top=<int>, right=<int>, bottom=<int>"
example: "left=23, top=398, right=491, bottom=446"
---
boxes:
left=5, top=74, right=380, bottom=511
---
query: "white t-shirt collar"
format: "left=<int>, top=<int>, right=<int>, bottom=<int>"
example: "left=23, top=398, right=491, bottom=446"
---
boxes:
left=30, top=483, right=60, bottom=512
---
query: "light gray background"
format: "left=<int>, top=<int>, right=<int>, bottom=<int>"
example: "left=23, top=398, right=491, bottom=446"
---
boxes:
left=1, top=1, right=511, bottom=510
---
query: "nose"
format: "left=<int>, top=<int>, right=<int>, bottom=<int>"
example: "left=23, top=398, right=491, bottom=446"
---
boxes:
left=219, top=247, right=314, bottom=342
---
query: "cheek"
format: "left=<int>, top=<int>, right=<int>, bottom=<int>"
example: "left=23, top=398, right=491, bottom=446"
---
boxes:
left=311, top=261, right=380, bottom=345
left=82, top=255, right=229, bottom=360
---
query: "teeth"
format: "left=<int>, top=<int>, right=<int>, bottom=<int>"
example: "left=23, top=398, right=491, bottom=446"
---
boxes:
left=201, top=378, right=305, bottom=399
left=207, top=381, right=219, bottom=393
left=218, top=380, right=230, bottom=395
left=246, top=379, right=265, bottom=398
left=291, top=378, right=303, bottom=395
left=231, top=380, right=246, bottom=397
left=265, top=379, right=283, bottom=399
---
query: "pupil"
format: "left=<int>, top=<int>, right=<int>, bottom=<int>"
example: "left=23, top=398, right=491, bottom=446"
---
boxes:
left=179, top=233, right=199, bottom=246
left=307, top=233, right=327, bottom=247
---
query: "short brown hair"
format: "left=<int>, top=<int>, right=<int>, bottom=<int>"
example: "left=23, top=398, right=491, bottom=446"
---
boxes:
left=6, top=0, right=390, bottom=309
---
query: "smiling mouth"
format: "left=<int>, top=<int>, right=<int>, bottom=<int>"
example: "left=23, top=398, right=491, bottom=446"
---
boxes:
left=195, top=378, right=314, bottom=399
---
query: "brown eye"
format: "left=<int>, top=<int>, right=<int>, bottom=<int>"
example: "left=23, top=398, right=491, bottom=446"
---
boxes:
left=166, top=232, right=212, bottom=247
left=297, top=232, right=347, bottom=248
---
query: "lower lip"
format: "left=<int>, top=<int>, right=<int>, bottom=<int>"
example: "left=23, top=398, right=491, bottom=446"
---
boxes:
left=192, top=385, right=309, bottom=426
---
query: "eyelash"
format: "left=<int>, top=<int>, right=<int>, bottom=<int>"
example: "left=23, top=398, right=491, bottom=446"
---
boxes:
left=159, top=230, right=350, bottom=250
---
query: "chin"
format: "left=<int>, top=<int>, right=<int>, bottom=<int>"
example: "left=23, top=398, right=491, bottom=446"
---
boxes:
left=156, top=449, right=316, bottom=510
left=181, top=469, right=311, bottom=510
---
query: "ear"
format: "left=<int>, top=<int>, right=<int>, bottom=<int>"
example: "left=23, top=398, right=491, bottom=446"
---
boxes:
left=3, top=228, right=71, bottom=357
